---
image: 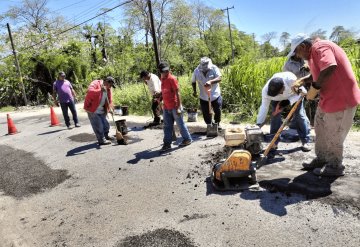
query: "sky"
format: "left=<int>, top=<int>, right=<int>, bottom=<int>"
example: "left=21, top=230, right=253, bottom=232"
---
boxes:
left=1, top=0, right=360, bottom=47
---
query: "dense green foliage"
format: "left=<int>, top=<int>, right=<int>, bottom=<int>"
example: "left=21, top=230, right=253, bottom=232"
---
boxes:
left=0, top=0, right=359, bottom=124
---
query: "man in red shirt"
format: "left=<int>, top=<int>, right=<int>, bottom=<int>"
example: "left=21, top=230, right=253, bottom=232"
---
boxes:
left=158, top=62, right=192, bottom=152
left=84, top=76, right=119, bottom=145
left=290, top=33, right=360, bottom=176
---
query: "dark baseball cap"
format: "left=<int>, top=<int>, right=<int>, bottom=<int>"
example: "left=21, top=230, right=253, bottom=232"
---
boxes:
left=158, top=62, right=169, bottom=73
left=59, top=71, right=66, bottom=77
left=267, top=77, right=284, bottom=97
left=104, top=76, right=116, bottom=88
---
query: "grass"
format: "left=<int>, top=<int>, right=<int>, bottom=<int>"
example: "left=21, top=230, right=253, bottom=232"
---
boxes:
left=0, top=106, right=15, bottom=112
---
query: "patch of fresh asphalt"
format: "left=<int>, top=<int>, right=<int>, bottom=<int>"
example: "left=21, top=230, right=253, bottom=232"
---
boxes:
left=116, top=228, right=197, bottom=247
left=0, top=145, right=70, bottom=198
left=0, top=106, right=359, bottom=247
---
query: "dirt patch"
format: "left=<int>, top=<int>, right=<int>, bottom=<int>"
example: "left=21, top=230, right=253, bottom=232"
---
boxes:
left=68, top=133, right=96, bottom=142
left=116, top=228, right=196, bottom=247
left=179, top=213, right=209, bottom=223
left=0, top=145, right=70, bottom=198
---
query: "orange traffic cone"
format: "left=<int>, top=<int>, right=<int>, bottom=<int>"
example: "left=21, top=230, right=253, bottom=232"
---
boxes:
left=50, top=106, right=61, bottom=126
left=7, top=114, right=18, bottom=135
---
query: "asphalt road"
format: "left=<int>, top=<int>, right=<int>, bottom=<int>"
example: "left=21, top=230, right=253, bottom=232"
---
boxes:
left=0, top=105, right=359, bottom=247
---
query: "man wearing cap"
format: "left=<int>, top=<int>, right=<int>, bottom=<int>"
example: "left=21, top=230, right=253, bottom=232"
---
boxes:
left=256, top=71, right=311, bottom=152
left=140, top=70, right=162, bottom=125
left=53, top=71, right=80, bottom=129
left=290, top=33, right=360, bottom=176
left=158, top=61, right=192, bottom=152
left=84, top=76, right=116, bottom=145
left=191, top=57, right=223, bottom=129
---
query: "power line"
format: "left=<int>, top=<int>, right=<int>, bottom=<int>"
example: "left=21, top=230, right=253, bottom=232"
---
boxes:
left=0, top=0, right=133, bottom=62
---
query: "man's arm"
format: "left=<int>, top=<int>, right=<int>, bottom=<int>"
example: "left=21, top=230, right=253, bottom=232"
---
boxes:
left=313, top=65, right=337, bottom=88
left=52, top=85, right=59, bottom=106
left=208, top=76, right=222, bottom=85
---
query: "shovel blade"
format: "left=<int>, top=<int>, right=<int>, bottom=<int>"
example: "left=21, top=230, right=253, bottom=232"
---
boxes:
left=256, top=155, right=268, bottom=169
left=206, top=123, right=218, bottom=137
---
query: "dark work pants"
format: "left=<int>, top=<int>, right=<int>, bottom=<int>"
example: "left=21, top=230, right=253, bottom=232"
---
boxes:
left=60, top=100, right=79, bottom=127
left=151, top=96, right=161, bottom=123
left=200, top=96, right=222, bottom=124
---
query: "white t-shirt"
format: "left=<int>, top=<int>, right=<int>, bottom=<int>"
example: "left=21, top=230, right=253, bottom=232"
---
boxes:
left=191, top=65, right=222, bottom=101
left=256, top=72, right=302, bottom=125
left=96, top=91, right=107, bottom=114
left=145, top=73, right=161, bottom=95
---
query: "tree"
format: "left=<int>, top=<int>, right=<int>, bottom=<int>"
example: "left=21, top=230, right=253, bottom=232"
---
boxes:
left=279, top=32, right=290, bottom=50
left=261, top=32, right=277, bottom=43
left=330, top=26, right=356, bottom=44
left=310, top=29, right=327, bottom=39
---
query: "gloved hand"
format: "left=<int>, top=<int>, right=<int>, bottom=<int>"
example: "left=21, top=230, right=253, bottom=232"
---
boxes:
left=306, top=83, right=321, bottom=100
left=291, top=78, right=304, bottom=94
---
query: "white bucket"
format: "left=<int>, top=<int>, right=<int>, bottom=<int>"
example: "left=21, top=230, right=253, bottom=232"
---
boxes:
left=188, top=112, right=198, bottom=122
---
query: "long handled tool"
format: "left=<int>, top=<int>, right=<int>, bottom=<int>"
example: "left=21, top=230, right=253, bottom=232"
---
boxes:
left=257, top=95, right=305, bottom=168
left=106, top=97, right=127, bottom=145
left=206, top=84, right=218, bottom=137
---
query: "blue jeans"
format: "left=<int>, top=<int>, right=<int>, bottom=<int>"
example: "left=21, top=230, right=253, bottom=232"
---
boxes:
left=60, top=100, right=78, bottom=127
left=200, top=96, right=222, bottom=124
left=87, top=112, right=110, bottom=143
left=163, top=109, right=192, bottom=145
left=270, top=99, right=310, bottom=144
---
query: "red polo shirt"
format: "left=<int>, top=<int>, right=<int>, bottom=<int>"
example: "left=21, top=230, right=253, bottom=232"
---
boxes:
left=308, top=39, right=360, bottom=113
left=161, top=73, right=179, bottom=110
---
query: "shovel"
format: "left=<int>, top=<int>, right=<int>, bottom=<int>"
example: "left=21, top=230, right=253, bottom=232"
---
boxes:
left=106, top=97, right=127, bottom=145
left=206, top=84, right=218, bottom=137
left=257, top=95, right=305, bottom=168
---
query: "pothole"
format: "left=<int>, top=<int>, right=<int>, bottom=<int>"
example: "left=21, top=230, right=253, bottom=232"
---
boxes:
left=68, top=133, right=96, bottom=142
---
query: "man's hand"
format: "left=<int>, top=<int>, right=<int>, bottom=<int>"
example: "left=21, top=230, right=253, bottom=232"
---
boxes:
left=306, top=84, right=320, bottom=100
left=272, top=100, right=289, bottom=116
left=54, top=100, right=59, bottom=107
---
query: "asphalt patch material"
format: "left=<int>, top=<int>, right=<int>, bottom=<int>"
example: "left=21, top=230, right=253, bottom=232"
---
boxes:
left=116, top=228, right=196, bottom=247
left=0, top=145, right=70, bottom=198
left=68, top=133, right=96, bottom=142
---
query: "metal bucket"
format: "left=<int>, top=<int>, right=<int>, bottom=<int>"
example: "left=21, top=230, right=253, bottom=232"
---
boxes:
left=121, top=106, right=129, bottom=116
left=115, top=119, right=128, bottom=135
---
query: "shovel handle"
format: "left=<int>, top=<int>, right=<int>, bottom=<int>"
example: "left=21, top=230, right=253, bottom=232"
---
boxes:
left=263, top=95, right=305, bottom=157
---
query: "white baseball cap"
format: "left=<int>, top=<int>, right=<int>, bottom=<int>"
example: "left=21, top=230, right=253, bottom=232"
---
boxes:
left=287, top=33, right=310, bottom=58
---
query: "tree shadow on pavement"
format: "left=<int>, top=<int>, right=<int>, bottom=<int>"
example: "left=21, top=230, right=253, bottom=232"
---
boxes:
left=240, top=172, right=339, bottom=216
left=66, top=143, right=100, bottom=156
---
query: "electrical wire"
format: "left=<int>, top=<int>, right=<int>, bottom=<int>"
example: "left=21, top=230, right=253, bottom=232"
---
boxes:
left=0, top=0, right=133, bottom=61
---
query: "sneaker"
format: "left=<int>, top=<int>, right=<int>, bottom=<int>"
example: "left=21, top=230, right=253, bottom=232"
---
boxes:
left=75, top=123, right=81, bottom=127
left=160, top=144, right=171, bottom=152
left=67, top=126, right=72, bottom=130
left=302, top=158, right=326, bottom=170
left=301, top=143, right=312, bottom=152
left=105, top=135, right=115, bottom=141
left=313, top=164, right=345, bottom=177
left=179, top=139, right=192, bottom=146
left=99, top=140, right=112, bottom=145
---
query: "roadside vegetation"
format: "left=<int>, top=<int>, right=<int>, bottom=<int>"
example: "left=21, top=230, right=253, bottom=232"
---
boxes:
left=0, top=0, right=359, bottom=124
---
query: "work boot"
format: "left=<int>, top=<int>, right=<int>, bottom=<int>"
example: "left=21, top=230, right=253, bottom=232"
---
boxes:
left=160, top=144, right=171, bottom=152
left=105, top=135, right=115, bottom=141
left=99, top=140, right=111, bottom=145
left=313, top=164, right=345, bottom=177
left=301, top=143, right=312, bottom=152
left=179, top=139, right=192, bottom=146
left=302, top=158, right=326, bottom=170
left=117, top=138, right=128, bottom=145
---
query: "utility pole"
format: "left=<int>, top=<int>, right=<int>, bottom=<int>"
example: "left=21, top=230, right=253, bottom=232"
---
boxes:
left=147, top=0, right=160, bottom=70
left=6, top=23, right=28, bottom=105
left=221, top=6, right=235, bottom=63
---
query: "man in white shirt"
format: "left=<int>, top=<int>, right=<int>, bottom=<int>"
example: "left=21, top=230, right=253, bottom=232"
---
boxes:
left=191, top=57, right=222, bottom=128
left=256, top=71, right=311, bottom=152
left=140, top=70, right=162, bottom=125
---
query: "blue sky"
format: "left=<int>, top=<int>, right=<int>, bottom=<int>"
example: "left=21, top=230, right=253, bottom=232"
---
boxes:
left=1, top=0, right=359, bottom=46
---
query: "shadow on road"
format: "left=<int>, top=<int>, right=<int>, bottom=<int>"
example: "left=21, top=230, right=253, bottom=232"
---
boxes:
left=66, top=143, right=100, bottom=156
left=240, top=172, right=339, bottom=216
left=38, top=129, right=65, bottom=136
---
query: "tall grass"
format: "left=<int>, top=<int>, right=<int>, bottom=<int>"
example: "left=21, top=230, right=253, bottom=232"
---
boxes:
left=222, top=56, right=286, bottom=121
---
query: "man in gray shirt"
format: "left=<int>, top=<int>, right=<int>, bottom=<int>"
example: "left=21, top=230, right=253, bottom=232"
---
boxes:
left=191, top=57, right=222, bottom=128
